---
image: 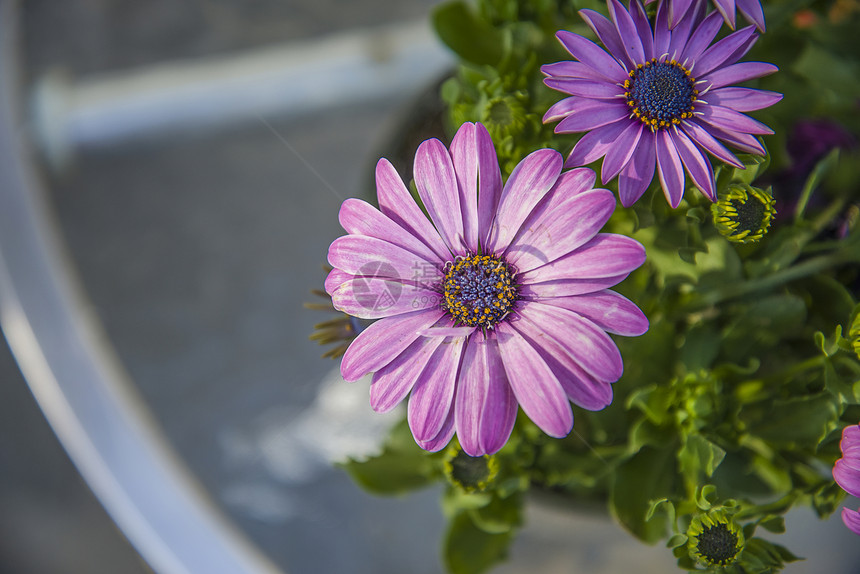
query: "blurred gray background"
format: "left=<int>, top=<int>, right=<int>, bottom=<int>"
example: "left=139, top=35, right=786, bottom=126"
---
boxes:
left=2, top=1, right=859, bottom=573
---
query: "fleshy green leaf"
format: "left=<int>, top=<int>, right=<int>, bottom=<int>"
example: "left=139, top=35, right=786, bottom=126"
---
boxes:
left=679, top=434, right=727, bottom=485
left=740, top=393, right=839, bottom=449
left=432, top=1, right=506, bottom=66
left=444, top=511, right=514, bottom=574
left=610, top=447, right=676, bottom=543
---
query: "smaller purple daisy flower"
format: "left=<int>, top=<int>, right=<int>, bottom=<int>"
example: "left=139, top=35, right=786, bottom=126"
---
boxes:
left=646, top=0, right=766, bottom=33
left=326, top=122, right=648, bottom=456
left=542, top=0, right=782, bottom=208
left=834, top=423, right=860, bottom=536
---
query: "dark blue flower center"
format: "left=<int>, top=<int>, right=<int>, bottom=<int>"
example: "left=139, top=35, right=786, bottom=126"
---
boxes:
left=442, top=254, right=518, bottom=329
left=625, top=59, right=697, bottom=129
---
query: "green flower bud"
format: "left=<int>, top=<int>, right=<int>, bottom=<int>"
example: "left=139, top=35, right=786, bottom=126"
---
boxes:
left=687, top=509, right=745, bottom=567
left=443, top=444, right=500, bottom=493
left=711, top=184, right=776, bottom=243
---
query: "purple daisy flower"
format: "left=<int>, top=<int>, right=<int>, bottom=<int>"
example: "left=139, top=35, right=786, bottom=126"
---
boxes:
left=542, top=0, right=782, bottom=208
left=326, top=122, right=648, bottom=456
left=646, top=0, right=766, bottom=33
left=834, top=423, right=860, bottom=536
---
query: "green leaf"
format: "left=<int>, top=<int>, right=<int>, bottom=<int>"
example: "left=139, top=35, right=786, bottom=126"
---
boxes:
left=758, top=515, right=785, bottom=534
left=737, top=537, right=802, bottom=574
left=679, top=434, right=727, bottom=483
left=432, top=1, right=506, bottom=66
left=468, top=493, right=523, bottom=534
left=740, top=393, right=839, bottom=449
left=444, top=511, right=514, bottom=574
left=679, top=323, right=722, bottom=372
left=610, top=446, right=677, bottom=543
left=339, top=420, right=438, bottom=495
left=630, top=417, right=676, bottom=451
left=812, top=481, right=846, bottom=518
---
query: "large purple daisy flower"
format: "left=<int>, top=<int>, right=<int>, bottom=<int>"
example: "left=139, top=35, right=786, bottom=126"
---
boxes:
left=542, top=0, right=782, bottom=208
left=646, top=0, right=766, bottom=32
left=326, top=122, right=648, bottom=456
left=834, top=423, right=860, bottom=536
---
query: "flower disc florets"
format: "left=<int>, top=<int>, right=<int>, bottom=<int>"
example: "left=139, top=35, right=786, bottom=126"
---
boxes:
left=625, top=59, right=697, bottom=130
left=442, top=254, right=518, bottom=329
left=687, top=510, right=744, bottom=567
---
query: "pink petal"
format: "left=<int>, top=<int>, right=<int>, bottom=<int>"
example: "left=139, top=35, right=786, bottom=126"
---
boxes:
left=544, top=78, right=626, bottom=99
left=338, top=198, right=443, bottom=263
left=834, top=459, right=860, bottom=498
left=842, top=507, right=860, bottom=536
left=681, top=119, right=744, bottom=168
left=368, top=331, right=445, bottom=411
left=449, top=123, right=480, bottom=253
left=496, top=322, right=573, bottom=438
left=667, top=0, right=702, bottom=59
left=331, top=279, right=440, bottom=320
left=540, top=290, right=649, bottom=336
left=506, top=189, right=617, bottom=273
left=681, top=11, right=724, bottom=64
left=414, top=138, right=466, bottom=253
left=629, top=0, right=655, bottom=59
left=700, top=61, right=778, bottom=90
left=712, top=0, right=738, bottom=29
left=327, top=235, right=438, bottom=281
left=556, top=30, right=628, bottom=82
left=522, top=233, right=646, bottom=283
left=565, top=119, right=630, bottom=167
left=705, top=88, right=783, bottom=112
left=455, top=331, right=517, bottom=456
left=556, top=102, right=629, bottom=133
left=607, top=0, right=646, bottom=65
left=324, top=268, right=353, bottom=295
left=841, top=425, right=860, bottom=455
left=672, top=128, right=716, bottom=201
left=342, top=308, right=445, bottom=383
left=520, top=274, right=632, bottom=298
left=541, top=61, right=610, bottom=82
left=486, top=149, right=563, bottom=253
left=618, top=129, right=656, bottom=207
left=699, top=104, right=774, bottom=135
left=512, top=317, right=615, bottom=411
left=416, top=408, right=456, bottom=452
left=408, top=336, right=466, bottom=442
left=656, top=129, right=686, bottom=208
left=737, top=0, right=766, bottom=32
left=707, top=124, right=767, bottom=155
left=375, top=158, right=450, bottom=261
left=693, top=26, right=758, bottom=77
left=602, top=122, right=643, bottom=184
left=669, top=0, right=695, bottom=28
left=578, top=9, right=635, bottom=70
left=516, top=301, right=624, bottom=382
left=475, top=123, right=503, bottom=248
left=654, top=0, right=671, bottom=55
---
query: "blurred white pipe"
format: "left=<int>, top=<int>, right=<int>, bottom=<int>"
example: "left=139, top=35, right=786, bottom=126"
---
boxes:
left=31, top=20, right=453, bottom=168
